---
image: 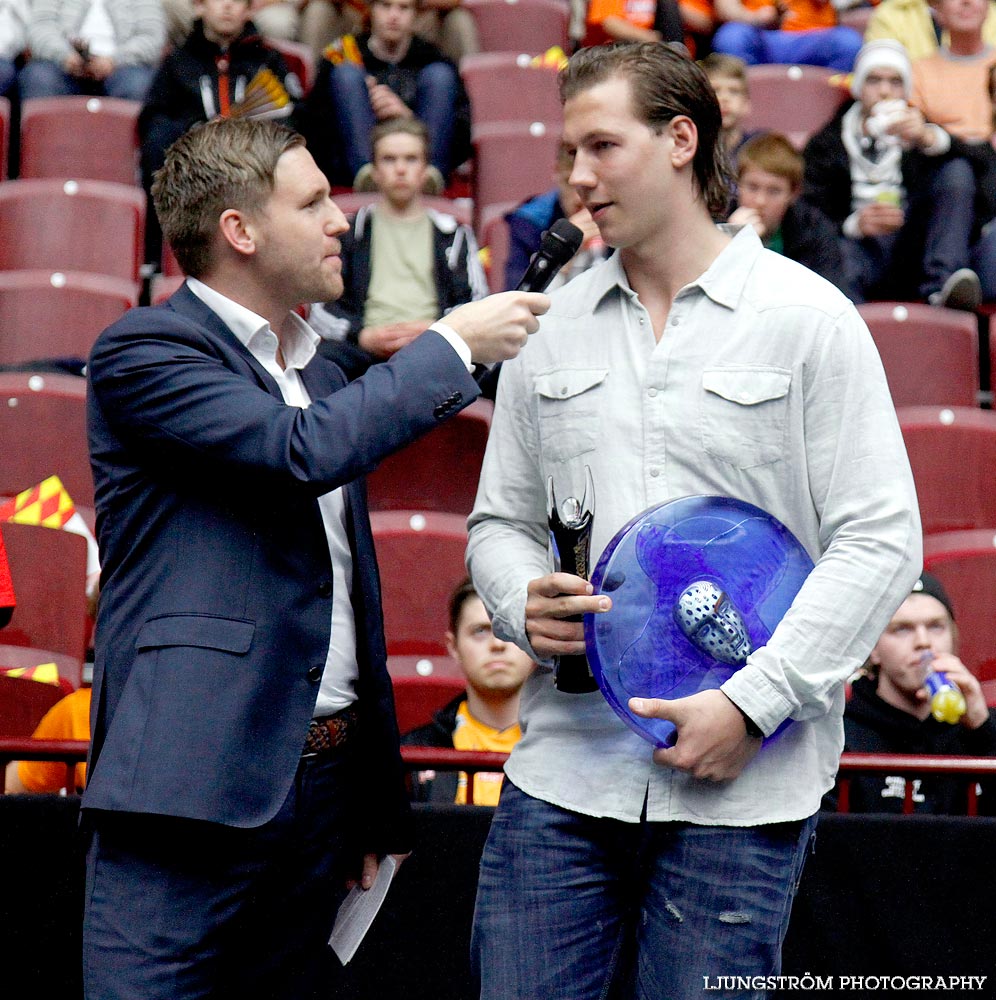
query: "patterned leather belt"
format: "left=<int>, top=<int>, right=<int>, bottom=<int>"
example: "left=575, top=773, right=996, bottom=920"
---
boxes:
left=302, top=706, right=359, bottom=756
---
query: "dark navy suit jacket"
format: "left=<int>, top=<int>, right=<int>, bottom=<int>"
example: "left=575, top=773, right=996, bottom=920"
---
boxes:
left=84, top=285, right=478, bottom=852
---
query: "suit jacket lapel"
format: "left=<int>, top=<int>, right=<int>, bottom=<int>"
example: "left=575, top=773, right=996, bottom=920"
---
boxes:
left=165, top=283, right=283, bottom=397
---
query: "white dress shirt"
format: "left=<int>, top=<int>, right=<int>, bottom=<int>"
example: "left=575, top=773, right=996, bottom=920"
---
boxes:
left=467, top=226, right=922, bottom=825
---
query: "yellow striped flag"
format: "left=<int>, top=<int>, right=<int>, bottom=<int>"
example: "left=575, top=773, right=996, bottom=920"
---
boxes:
left=0, top=474, right=76, bottom=528
left=0, top=662, right=61, bottom=686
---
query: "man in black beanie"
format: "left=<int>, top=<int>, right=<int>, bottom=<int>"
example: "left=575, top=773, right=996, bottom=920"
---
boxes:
left=829, top=571, right=996, bottom=814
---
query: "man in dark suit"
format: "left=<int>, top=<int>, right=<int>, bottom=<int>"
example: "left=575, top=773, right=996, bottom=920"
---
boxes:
left=82, top=116, right=547, bottom=1000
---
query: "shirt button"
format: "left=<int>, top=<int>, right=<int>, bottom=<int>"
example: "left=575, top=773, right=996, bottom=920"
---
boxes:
left=647, top=387, right=658, bottom=398
left=560, top=386, right=568, bottom=396
left=317, top=579, right=332, bottom=597
left=307, top=665, right=323, bottom=683
left=671, top=316, right=680, bottom=326
left=650, top=468, right=660, bottom=478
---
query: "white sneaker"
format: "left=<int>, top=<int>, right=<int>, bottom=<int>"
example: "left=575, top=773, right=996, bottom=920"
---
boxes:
left=930, top=268, right=982, bottom=311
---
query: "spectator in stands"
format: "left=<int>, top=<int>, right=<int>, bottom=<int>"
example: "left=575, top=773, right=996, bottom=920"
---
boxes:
left=299, top=0, right=364, bottom=58
left=711, top=0, right=863, bottom=71
left=4, top=666, right=91, bottom=795
left=826, top=572, right=996, bottom=815
left=912, top=0, right=996, bottom=142
left=582, top=0, right=686, bottom=48
left=161, top=0, right=312, bottom=46
left=728, top=131, right=853, bottom=292
left=864, top=0, right=996, bottom=62
left=411, top=0, right=479, bottom=63
left=802, top=38, right=983, bottom=307
left=908, top=0, right=996, bottom=301
left=503, top=144, right=608, bottom=293
left=18, top=0, right=164, bottom=101
left=139, top=0, right=302, bottom=264
left=700, top=52, right=757, bottom=162
left=402, top=578, right=535, bottom=805
left=309, top=117, right=487, bottom=378
left=246, top=0, right=301, bottom=40
left=0, top=0, right=27, bottom=100
left=303, top=0, right=471, bottom=190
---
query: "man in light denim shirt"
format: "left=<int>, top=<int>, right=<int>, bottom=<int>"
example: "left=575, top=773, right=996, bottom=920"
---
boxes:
left=467, top=42, right=922, bottom=1000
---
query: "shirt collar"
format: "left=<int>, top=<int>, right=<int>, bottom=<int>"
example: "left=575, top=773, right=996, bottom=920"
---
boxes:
left=582, top=224, right=761, bottom=313
left=186, top=277, right=319, bottom=371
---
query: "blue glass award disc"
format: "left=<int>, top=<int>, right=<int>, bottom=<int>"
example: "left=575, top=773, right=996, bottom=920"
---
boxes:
left=584, top=495, right=814, bottom=748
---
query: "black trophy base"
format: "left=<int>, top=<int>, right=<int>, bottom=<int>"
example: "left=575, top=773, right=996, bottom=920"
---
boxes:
left=554, top=654, right=599, bottom=693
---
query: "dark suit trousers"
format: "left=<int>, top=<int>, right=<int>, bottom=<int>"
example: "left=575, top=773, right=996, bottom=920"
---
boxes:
left=82, top=744, right=362, bottom=1000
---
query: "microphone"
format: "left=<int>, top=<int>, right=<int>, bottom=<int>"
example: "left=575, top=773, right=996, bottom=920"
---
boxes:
left=516, top=219, right=584, bottom=293
left=473, top=219, right=584, bottom=399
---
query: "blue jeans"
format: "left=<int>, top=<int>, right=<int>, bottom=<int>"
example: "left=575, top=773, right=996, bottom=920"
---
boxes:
left=472, top=781, right=818, bottom=1000
left=972, top=220, right=996, bottom=301
left=0, top=59, right=15, bottom=98
left=19, top=58, right=155, bottom=101
left=328, top=60, right=458, bottom=177
left=843, top=157, right=980, bottom=302
left=712, top=24, right=863, bottom=71
left=82, top=745, right=361, bottom=1000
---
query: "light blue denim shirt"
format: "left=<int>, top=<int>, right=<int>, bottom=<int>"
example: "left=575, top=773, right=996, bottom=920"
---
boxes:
left=467, top=225, right=922, bottom=825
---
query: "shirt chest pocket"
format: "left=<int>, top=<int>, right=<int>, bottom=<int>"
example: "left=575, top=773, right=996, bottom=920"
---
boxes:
left=534, top=368, right=608, bottom=464
left=699, top=367, right=791, bottom=470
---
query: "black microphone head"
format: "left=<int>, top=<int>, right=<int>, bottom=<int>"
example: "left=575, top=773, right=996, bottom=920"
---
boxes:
left=515, top=218, right=586, bottom=293
left=544, top=218, right=584, bottom=259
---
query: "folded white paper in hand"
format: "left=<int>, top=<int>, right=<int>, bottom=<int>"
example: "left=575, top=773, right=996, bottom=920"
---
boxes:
left=328, top=855, right=399, bottom=965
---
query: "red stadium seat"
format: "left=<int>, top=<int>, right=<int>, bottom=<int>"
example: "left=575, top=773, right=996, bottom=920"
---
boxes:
left=463, top=0, right=570, bottom=54
left=896, top=406, right=996, bottom=536
left=857, top=303, right=980, bottom=408
left=923, top=530, right=996, bottom=680
left=478, top=200, right=517, bottom=292
left=472, top=119, right=563, bottom=231
left=0, top=522, right=90, bottom=665
left=0, top=372, right=93, bottom=513
left=742, top=64, right=850, bottom=150
left=265, top=37, right=316, bottom=94
left=371, top=511, right=470, bottom=655
left=460, top=52, right=562, bottom=135
left=388, top=654, right=464, bottom=679
left=18, top=96, right=141, bottom=185
left=366, top=400, right=492, bottom=515
left=0, top=179, right=146, bottom=283
left=0, top=673, right=67, bottom=738
left=0, top=270, right=137, bottom=366
left=390, top=674, right=467, bottom=735
left=0, top=96, right=9, bottom=180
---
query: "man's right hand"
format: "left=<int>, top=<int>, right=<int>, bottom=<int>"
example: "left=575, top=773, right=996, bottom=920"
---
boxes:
left=444, top=291, right=550, bottom=364
left=525, top=572, right=611, bottom=658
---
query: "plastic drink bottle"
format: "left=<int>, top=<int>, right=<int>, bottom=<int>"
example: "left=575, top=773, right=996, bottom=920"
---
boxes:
left=922, top=652, right=966, bottom=724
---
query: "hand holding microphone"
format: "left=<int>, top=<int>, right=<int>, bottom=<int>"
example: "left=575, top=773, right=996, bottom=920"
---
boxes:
left=443, top=219, right=584, bottom=364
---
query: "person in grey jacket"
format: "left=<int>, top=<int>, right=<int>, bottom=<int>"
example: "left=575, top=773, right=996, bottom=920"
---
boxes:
left=19, top=0, right=164, bottom=100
